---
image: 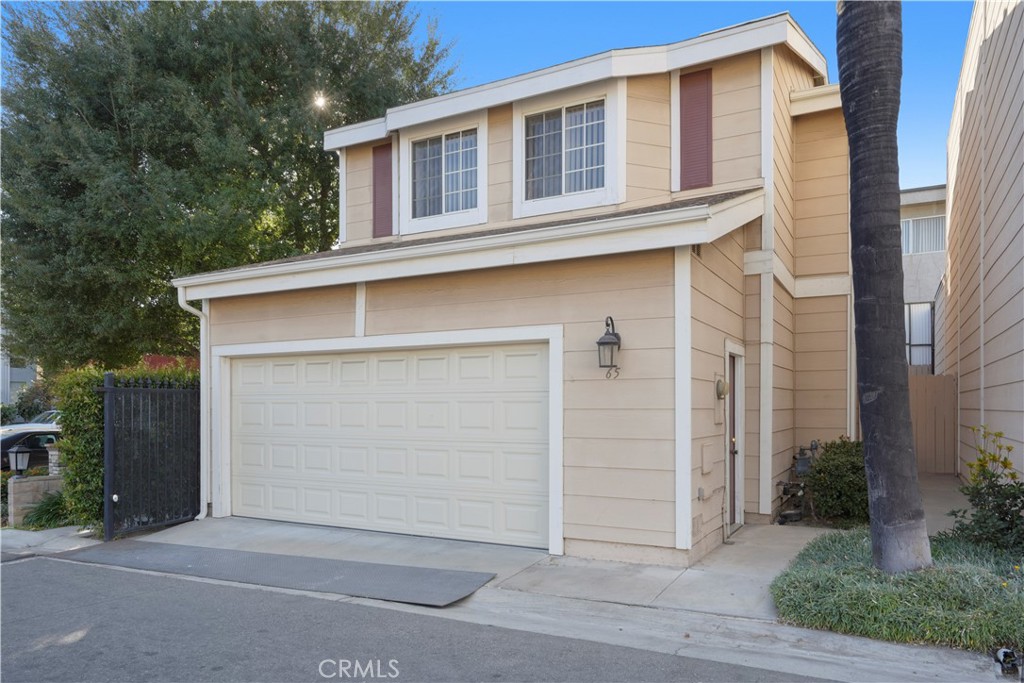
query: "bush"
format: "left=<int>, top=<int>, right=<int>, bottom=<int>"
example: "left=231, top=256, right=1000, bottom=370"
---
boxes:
left=54, top=367, right=105, bottom=528
left=54, top=364, right=200, bottom=530
left=807, top=435, right=869, bottom=523
left=771, top=529, right=1024, bottom=652
left=0, top=403, right=19, bottom=424
left=15, top=376, right=56, bottom=421
left=23, top=490, right=73, bottom=529
left=946, top=426, right=1024, bottom=552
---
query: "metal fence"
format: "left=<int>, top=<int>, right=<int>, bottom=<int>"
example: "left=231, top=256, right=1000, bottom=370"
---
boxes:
left=101, top=372, right=200, bottom=541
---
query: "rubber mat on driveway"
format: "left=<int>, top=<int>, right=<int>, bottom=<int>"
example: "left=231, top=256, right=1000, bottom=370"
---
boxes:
left=59, top=539, right=495, bottom=607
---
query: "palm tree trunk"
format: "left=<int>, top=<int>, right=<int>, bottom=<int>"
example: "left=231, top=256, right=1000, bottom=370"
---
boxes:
left=836, top=0, right=932, bottom=573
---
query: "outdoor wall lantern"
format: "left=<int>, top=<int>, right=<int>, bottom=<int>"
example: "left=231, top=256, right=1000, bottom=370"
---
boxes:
left=715, top=378, right=731, bottom=400
left=596, top=316, right=622, bottom=372
left=9, top=444, right=30, bottom=476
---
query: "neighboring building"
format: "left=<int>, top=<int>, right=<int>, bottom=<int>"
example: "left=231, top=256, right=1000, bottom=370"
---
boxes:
left=934, top=0, right=1023, bottom=476
left=174, top=14, right=857, bottom=565
left=0, top=317, right=36, bottom=406
left=901, top=185, right=947, bottom=372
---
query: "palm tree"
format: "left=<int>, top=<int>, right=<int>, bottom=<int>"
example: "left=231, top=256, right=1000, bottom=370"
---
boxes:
left=836, top=0, right=932, bottom=573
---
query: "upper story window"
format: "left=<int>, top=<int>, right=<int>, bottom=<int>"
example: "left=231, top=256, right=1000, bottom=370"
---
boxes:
left=399, top=114, right=488, bottom=235
left=512, top=81, right=624, bottom=219
left=412, top=129, right=478, bottom=218
left=901, top=215, right=945, bottom=254
left=525, top=100, right=605, bottom=199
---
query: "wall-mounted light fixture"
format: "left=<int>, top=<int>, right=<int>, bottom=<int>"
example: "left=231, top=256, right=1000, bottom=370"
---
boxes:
left=596, top=316, right=622, bottom=371
left=715, top=377, right=731, bottom=399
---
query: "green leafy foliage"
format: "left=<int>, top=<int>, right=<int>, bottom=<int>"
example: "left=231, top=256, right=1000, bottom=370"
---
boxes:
left=807, top=436, right=869, bottom=523
left=2, top=1, right=453, bottom=371
left=771, top=529, right=1024, bottom=652
left=13, top=376, right=56, bottom=421
left=23, top=490, right=73, bottom=530
left=54, top=364, right=199, bottom=530
left=53, top=367, right=105, bottom=528
left=0, top=405, right=18, bottom=425
left=946, top=426, right=1024, bottom=552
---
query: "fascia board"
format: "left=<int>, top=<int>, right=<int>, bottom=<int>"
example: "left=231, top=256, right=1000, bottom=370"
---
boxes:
left=323, top=118, right=387, bottom=150
left=790, top=84, right=841, bottom=116
left=175, top=195, right=763, bottom=300
left=783, top=19, right=828, bottom=80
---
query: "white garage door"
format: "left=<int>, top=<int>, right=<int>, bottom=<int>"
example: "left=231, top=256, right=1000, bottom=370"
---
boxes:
left=230, top=344, right=549, bottom=548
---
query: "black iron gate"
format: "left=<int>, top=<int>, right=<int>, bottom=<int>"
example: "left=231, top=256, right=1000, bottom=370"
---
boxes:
left=101, top=372, right=200, bottom=541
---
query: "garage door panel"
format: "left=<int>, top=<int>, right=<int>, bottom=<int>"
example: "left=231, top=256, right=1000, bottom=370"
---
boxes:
left=231, top=344, right=549, bottom=548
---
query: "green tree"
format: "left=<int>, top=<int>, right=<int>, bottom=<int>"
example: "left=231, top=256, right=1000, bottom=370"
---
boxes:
left=1, top=1, right=452, bottom=371
left=836, top=0, right=932, bottom=573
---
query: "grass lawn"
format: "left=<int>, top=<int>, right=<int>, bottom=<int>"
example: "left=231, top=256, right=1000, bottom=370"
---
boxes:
left=771, top=528, right=1024, bottom=653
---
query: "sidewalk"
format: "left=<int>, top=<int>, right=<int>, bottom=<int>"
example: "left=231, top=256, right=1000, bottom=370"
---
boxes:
left=6, top=474, right=994, bottom=682
left=0, top=525, right=100, bottom=562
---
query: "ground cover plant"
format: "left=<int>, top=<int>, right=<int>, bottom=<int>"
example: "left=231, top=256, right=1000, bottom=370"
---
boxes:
left=771, top=528, right=1023, bottom=652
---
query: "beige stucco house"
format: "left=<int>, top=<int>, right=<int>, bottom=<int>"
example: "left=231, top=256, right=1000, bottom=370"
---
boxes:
left=934, top=0, right=1023, bottom=477
left=173, top=13, right=857, bottom=565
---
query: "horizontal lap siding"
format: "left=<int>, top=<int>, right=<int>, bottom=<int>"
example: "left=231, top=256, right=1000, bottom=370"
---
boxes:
left=940, top=1, right=1024, bottom=474
left=366, top=250, right=678, bottom=548
left=627, top=74, right=671, bottom=202
left=690, top=225, right=746, bottom=548
left=772, top=279, right=795, bottom=510
left=210, top=286, right=357, bottom=345
left=773, top=46, right=817, bottom=280
left=346, top=146, right=373, bottom=242
left=709, top=52, right=761, bottom=188
left=794, top=296, right=850, bottom=448
left=793, top=109, right=850, bottom=277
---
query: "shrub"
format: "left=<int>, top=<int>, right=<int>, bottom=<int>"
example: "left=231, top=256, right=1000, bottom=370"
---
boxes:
left=53, top=367, right=105, bottom=528
left=946, top=426, right=1024, bottom=552
left=23, top=490, right=73, bottom=529
left=807, top=435, right=869, bottom=523
left=54, top=364, right=200, bottom=530
left=14, top=376, right=57, bottom=421
left=0, top=403, right=19, bottom=424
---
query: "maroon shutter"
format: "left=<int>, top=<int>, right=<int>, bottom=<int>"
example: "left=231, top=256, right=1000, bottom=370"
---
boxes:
left=372, top=142, right=393, bottom=237
left=679, top=70, right=712, bottom=190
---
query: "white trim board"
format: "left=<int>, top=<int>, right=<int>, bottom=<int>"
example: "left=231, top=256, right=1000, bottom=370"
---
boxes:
left=724, top=338, right=745, bottom=529
left=209, top=325, right=566, bottom=556
left=674, top=247, right=693, bottom=550
left=175, top=191, right=764, bottom=301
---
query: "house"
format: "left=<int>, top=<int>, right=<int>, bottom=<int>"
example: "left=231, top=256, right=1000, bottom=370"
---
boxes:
left=934, top=0, right=1023, bottom=477
left=172, top=13, right=856, bottom=565
left=900, top=185, right=947, bottom=374
left=0, top=316, right=37, bottom=406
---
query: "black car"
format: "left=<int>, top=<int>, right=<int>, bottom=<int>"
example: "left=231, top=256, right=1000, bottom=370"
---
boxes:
left=1, top=431, right=59, bottom=471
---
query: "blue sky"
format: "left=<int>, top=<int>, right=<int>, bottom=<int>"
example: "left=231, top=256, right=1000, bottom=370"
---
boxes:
left=411, top=1, right=974, bottom=190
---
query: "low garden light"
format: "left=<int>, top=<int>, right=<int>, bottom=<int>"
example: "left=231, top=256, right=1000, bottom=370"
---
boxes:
left=9, top=444, right=30, bottom=476
left=596, top=316, right=621, bottom=369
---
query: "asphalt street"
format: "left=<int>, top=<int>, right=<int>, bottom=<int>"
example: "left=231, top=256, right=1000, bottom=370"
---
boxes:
left=1, top=557, right=826, bottom=683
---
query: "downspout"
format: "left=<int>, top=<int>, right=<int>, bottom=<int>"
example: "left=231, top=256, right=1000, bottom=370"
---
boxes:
left=176, top=288, right=210, bottom=521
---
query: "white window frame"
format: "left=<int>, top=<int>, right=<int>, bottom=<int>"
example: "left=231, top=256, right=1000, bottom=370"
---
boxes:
left=512, top=79, right=625, bottom=219
left=399, top=113, right=488, bottom=235
left=900, top=214, right=946, bottom=255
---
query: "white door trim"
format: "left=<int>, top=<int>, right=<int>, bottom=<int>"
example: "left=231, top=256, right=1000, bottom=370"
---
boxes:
left=724, top=339, right=745, bottom=529
left=210, top=325, right=565, bottom=555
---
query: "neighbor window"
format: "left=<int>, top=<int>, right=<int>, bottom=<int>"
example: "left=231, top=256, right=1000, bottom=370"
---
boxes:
left=412, top=128, right=478, bottom=219
left=901, top=216, right=945, bottom=254
left=525, top=100, right=605, bottom=200
left=905, top=302, right=934, bottom=370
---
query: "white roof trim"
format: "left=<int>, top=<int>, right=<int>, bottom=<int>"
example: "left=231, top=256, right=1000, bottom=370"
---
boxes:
left=790, top=84, right=841, bottom=116
left=900, top=185, right=946, bottom=206
left=175, top=191, right=764, bottom=300
left=323, top=13, right=827, bottom=150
